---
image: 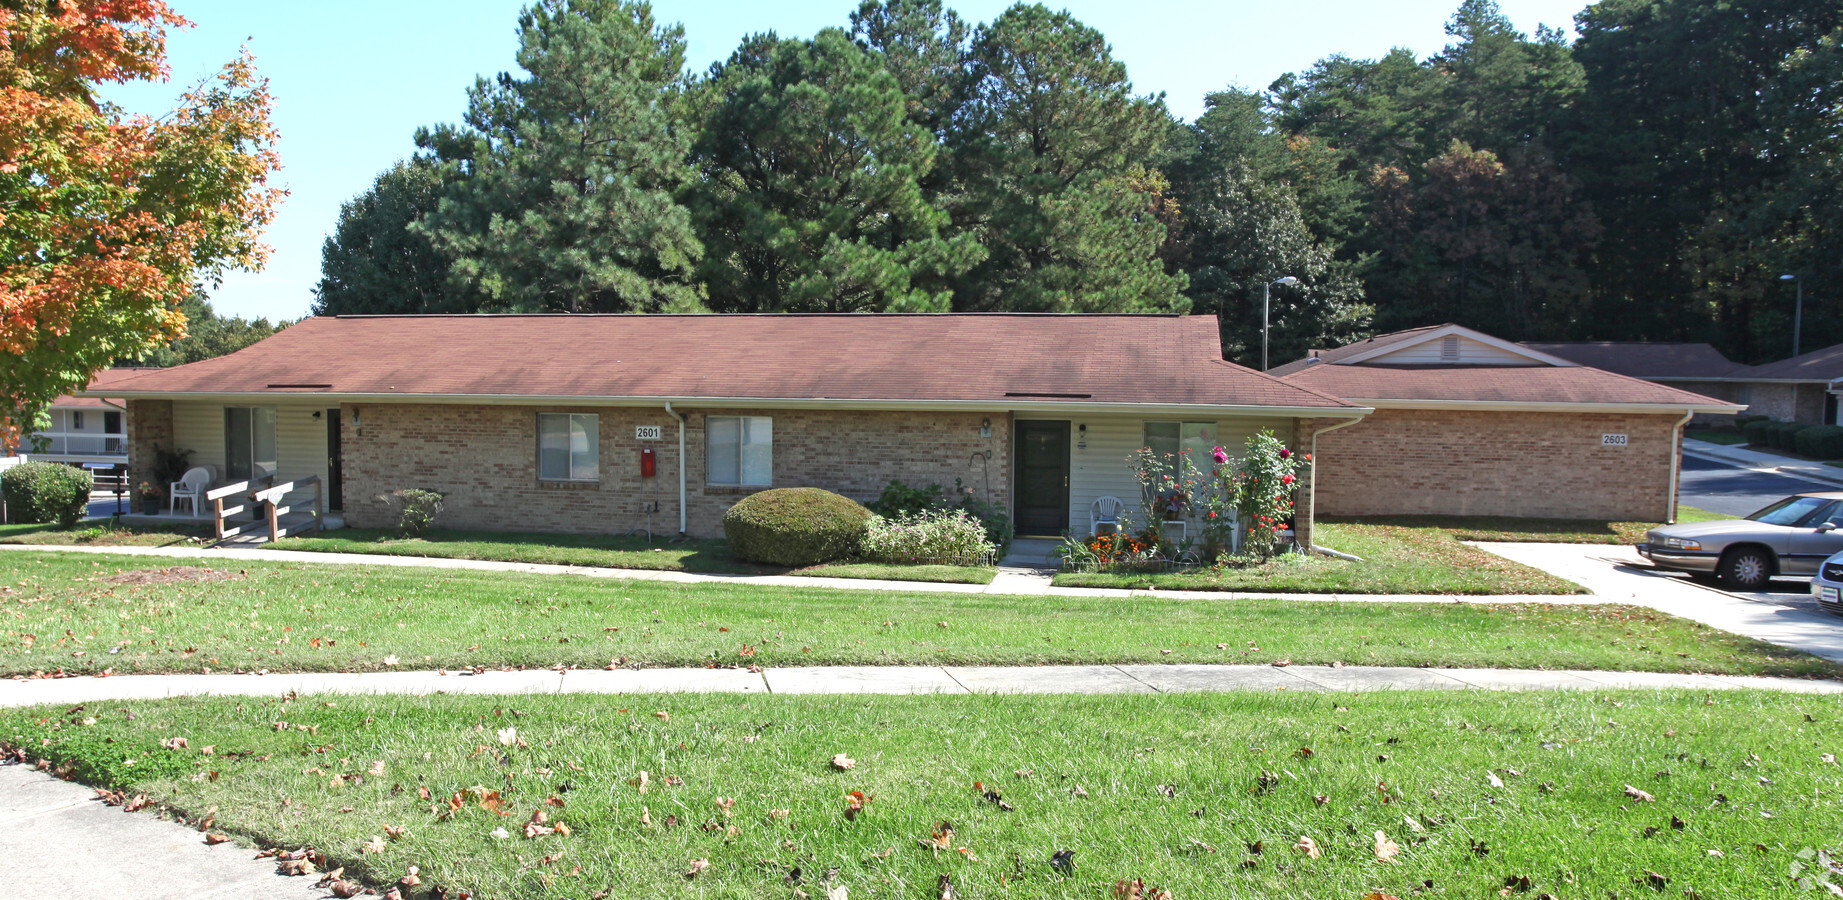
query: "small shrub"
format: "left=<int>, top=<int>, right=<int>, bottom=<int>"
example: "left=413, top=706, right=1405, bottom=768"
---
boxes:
left=1794, top=424, right=1843, bottom=460
left=860, top=509, right=996, bottom=565
left=2, top=461, right=92, bottom=526
left=723, top=488, right=872, bottom=567
left=1770, top=421, right=1814, bottom=452
left=1743, top=418, right=1777, bottom=446
left=377, top=488, right=445, bottom=538
left=867, top=479, right=947, bottom=518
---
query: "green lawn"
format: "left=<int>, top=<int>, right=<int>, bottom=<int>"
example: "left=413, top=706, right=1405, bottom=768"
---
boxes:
left=1325, top=505, right=1728, bottom=547
left=8, top=690, right=1840, bottom=899
left=1, top=549, right=1833, bottom=677
left=1053, top=521, right=1584, bottom=594
left=269, top=528, right=996, bottom=584
left=0, top=520, right=212, bottom=548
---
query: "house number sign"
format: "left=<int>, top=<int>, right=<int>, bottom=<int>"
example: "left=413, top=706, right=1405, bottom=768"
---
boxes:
left=1601, top=433, right=1628, bottom=447
left=635, top=426, right=662, bottom=440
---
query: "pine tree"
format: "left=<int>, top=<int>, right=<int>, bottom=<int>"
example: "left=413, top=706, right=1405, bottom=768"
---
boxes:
left=414, top=0, right=704, bottom=313
left=314, top=159, right=463, bottom=315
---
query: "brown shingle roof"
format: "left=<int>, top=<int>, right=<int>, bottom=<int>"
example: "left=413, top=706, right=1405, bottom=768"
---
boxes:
left=1521, top=342, right=1742, bottom=379
left=1281, top=324, right=1448, bottom=371
left=50, top=368, right=161, bottom=408
left=1733, top=342, right=1843, bottom=382
left=100, top=314, right=1358, bottom=412
left=1280, top=362, right=1738, bottom=408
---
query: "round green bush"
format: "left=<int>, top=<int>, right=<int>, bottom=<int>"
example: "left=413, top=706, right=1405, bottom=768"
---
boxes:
left=2, top=461, right=93, bottom=527
left=722, top=488, right=873, bottom=567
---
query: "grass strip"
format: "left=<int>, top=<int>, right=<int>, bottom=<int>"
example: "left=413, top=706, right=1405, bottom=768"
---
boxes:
left=5, top=690, right=1839, bottom=899
left=1, top=549, right=1832, bottom=678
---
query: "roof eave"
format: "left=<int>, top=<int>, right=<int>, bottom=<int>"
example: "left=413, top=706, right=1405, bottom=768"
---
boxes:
left=1342, top=398, right=1745, bottom=414
left=94, top=390, right=1370, bottom=418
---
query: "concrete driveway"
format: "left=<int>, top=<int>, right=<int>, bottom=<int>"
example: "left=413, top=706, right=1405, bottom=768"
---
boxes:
left=1474, top=541, right=1843, bottom=664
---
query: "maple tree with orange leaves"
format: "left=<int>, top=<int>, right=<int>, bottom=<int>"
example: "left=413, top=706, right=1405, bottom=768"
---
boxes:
left=0, top=0, right=283, bottom=449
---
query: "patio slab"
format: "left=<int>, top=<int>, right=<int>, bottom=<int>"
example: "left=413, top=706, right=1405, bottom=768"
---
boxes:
left=764, top=666, right=964, bottom=695
left=944, top=665, right=1155, bottom=694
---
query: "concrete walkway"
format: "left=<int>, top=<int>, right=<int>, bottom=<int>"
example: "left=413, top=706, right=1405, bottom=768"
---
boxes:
left=2, top=662, right=1838, bottom=708
left=0, top=764, right=324, bottom=899
left=1683, top=437, right=1843, bottom=488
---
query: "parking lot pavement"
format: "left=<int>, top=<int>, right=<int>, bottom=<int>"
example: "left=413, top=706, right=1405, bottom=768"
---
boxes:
left=1679, top=454, right=1839, bottom=517
left=1472, top=541, right=1843, bottom=664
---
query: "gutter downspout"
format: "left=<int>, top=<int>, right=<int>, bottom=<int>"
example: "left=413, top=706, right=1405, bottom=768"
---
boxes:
left=1666, top=409, right=1693, bottom=524
left=664, top=402, right=687, bottom=536
left=1305, top=415, right=1367, bottom=551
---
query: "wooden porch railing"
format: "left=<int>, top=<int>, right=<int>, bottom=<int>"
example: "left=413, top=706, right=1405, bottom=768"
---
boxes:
left=208, top=475, right=322, bottom=542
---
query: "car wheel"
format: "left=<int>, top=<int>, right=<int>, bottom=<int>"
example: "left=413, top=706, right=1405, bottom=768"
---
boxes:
left=1718, top=547, right=1774, bottom=590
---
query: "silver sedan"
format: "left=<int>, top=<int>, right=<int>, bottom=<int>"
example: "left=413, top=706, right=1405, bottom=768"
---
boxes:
left=1639, top=492, right=1843, bottom=589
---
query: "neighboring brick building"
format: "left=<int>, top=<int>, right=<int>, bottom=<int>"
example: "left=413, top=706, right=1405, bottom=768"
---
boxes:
left=91, top=314, right=1364, bottom=543
left=1529, top=339, right=1843, bottom=427
left=1276, top=325, right=1743, bottom=523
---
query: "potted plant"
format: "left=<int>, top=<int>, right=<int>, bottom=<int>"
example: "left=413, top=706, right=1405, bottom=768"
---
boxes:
left=137, top=482, right=163, bottom=516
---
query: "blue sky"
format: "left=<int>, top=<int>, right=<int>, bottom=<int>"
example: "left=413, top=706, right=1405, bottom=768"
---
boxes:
left=105, top=0, right=1588, bottom=322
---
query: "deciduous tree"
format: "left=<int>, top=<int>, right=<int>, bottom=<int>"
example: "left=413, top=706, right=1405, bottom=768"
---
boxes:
left=0, top=0, right=282, bottom=449
left=314, top=159, right=464, bottom=315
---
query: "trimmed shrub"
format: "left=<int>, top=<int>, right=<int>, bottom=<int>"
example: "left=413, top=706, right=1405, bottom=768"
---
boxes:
left=723, top=488, right=872, bottom=567
left=2, top=461, right=92, bottom=526
left=867, top=479, right=947, bottom=518
left=377, top=488, right=445, bottom=538
left=1771, top=421, right=1814, bottom=452
left=1743, top=418, right=1777, bottom=447
left=1794, top=424, right=1843, bottom=460
left=860, top=509, right=997, bottom=565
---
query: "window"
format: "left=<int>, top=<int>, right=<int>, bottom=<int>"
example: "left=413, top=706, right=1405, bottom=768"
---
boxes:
left=1143, top=421, right=1218, bottom=464
left=71, top=411, right=85, bottom=430
left=538, top=413, right=599, bottom=481
left=708, top=416, right=772, bottom=486
left=224, top=407, right=277, bottom=482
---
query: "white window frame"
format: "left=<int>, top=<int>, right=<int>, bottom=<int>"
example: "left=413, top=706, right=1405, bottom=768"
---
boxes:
left=1143, top=421, right=1218, bottom=463
left=537, top=413, right=600, bottom=483
left=707, top=415, right=773, bottom=487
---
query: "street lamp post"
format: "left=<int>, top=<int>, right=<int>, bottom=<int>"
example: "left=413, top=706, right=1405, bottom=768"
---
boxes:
left=1781, top=274, right=1803, bottom=358
left=1262, top=276, right=1298, bottom=372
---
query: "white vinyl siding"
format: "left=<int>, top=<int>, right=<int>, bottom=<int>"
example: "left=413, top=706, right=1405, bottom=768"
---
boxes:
left=538, top=413, right=599, bottom=482
left=1367, top=335, right=1542, bottom=366
left=707, top=416, right=772, bottom=486
left=1056, top=414, right=1293, bottom=537
left=169, top=400, right=329, bottom=509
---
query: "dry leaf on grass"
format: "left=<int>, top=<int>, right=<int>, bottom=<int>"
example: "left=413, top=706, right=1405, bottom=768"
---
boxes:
left=1292, top=836, right=1321, bottom=859
left=361, top=836, right=387, bottom=854
left=831, top=753, right=856, bottom=770
left=921, top=821, right=954, bottom=850
left=204, top=832, right=231, bottom=845
left=1624, top=784, right=1656, bottom=802
left=1487, top=771, right=1505, bottom=788
left=1373, top=830, right=1401, bottom=863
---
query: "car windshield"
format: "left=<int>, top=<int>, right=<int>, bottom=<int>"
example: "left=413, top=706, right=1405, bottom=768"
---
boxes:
left=1747, top=496, right=1839, bottom=528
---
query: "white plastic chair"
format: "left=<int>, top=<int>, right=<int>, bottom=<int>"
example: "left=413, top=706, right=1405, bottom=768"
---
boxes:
left=169, top=466, right=211, bottom=517
left=1090, top=495, right=1126, bottom=536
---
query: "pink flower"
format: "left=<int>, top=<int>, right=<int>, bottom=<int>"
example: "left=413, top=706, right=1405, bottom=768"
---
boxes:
left=1279, top=447, right=1292, bottom=459
left=1281, top=473, right=1295, bottom=485
left=1211, top=446, right=1228, bottom=464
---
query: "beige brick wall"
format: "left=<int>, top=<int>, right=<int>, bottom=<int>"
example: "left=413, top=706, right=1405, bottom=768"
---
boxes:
left=339, top=403, right=1010, bottom=538
left=1314, top=408, right=1683, bottom=521
left=125, top=399, right=173, bottom=491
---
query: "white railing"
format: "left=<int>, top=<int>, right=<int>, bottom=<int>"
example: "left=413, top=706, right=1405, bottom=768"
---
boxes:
left=27, top=432, right=127, bottom=457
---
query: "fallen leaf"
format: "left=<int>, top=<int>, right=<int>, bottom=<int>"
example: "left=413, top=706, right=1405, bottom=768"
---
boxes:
left=1373, top=830, right=1401, bottom=863
left=1293, top=835, right=1321, bottom=859
left=845, top=791, right=871, bottom=821
left=123, top=793, right=151, bottom=813
left=684, top=858, right=710, bottom=879
left=383, top=655, right=400, bottom=666
left=368, top=760, right=387, bottom=777
left=1050, top=849, right=1075, bottom=871
left=923, top=821, right=954, bottom=850
left=629, top=771, right=650, bottom=793
left=496, top=726, right=518, bottom=746
left=831, top=753, right=856, bottom=771
left=1624, top=784, right=1655, bottom=803
left=204, top=832, right=231, bottom=845
left=361, top=835, right=386, bottom=854
left=653, top=710, right=670, bottom=722
left=1487, top=771, right=1505, bottom=789
left=160, top=737, right=188, bottom=750
left=937, top=873, right=958, bottom=899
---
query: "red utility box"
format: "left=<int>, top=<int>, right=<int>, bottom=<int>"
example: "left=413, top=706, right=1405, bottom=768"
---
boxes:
left=640, top=448, right=656, bottom=478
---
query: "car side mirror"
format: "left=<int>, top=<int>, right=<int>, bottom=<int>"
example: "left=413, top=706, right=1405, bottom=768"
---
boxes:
left=1819, top=522, right=1840, bottom=533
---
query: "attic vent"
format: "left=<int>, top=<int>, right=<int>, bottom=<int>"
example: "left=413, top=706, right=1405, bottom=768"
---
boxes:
left=1440, top=335, right=1460, bottom=361
left=266, top=383, right=332, bottom=389
left=1003, top=391, right=1092, bottom=399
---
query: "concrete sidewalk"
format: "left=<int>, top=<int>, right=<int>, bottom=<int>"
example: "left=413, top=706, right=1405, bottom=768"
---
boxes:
left=0, top=764, right=324, bottom=899
left=1683, top=437, right=1843, bottom=488
left=2, top=662, right=1837, bottom=708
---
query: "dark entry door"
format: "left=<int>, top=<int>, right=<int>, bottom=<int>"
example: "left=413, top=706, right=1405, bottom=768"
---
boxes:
left=1013, top=420, right=1070, bottom=536
left=326, top=409, right=344, bottom=512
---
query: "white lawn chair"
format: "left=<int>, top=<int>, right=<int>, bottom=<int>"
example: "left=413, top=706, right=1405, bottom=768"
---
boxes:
left=1090, top=495, right=1126, bottom=536
left=169, top=467, right=211, bottom=517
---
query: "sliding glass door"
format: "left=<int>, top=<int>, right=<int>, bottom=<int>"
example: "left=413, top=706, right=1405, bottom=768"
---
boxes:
left=224, top=407, right=277, bottom=482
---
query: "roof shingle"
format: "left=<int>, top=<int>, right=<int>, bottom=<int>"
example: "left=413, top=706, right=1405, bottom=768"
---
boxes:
left=1521, top=342, right=1742, bottom=379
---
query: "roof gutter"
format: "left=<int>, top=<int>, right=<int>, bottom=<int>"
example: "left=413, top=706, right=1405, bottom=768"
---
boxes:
left=83, top=391, right=1370, bottom=418
left=663, top=402, right=686, bottom=536
left=1340, top=398, right=1745, bottom=415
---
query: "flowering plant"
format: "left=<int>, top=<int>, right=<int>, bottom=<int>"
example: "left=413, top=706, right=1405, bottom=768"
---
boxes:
left=137, top=481, right=163, bottom=501
left=1127, top=447, right=1205, bottom=543
left=1228, top=429, right=1310, bottom=558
